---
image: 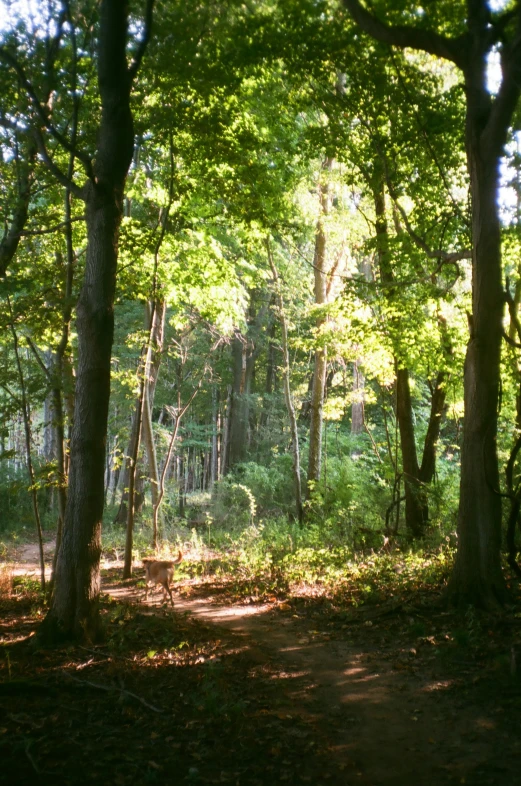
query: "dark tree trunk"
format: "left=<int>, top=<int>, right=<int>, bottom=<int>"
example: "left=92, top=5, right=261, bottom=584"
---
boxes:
left=373, top=167, right=427, bottom=536
left=344, top=0, right=521, bottom=606
left=142, top=298, right=166, bottom=509
left=221, top=386, right=232, bottom=475
left=41, top=0, right=152, bottom=641
left=210, top=386, right=219, bottom=487
left=228, top=333, right=256, bottom=468
left=448, top=136, right=506, bottom=606
left=396, top=367, right=427, bottom=537
left=307, top=159, right=332, bottom=491
left=419, top=371, right=447, bottom=485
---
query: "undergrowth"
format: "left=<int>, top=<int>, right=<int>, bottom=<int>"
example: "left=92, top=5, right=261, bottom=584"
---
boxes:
left=99, top=508, right=457, bottom=607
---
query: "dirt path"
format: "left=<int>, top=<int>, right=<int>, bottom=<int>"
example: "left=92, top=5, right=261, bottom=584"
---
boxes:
left=8, top=540, right=55, bottom=578
left=3, top=547, right=520, bottom=785
left=110, top=573, right=517, bottom=786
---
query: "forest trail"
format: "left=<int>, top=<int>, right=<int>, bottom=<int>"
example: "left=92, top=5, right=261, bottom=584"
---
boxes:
left=107, top=565, right=515, bottom=786
left=3, top=546, right=519, bottom=785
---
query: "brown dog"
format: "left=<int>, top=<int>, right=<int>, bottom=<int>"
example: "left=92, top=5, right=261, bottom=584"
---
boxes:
left=142, top=551, right=183, bottom=606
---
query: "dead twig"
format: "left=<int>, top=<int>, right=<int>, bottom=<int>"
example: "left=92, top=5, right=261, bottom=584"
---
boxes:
left=61, top=670, right=163, bottom=713
left=24, top=740, right=41, bottom=775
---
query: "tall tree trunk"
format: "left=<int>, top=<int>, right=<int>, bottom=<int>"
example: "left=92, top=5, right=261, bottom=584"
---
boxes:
left=344, top=0, right=521, bottom=606
left=396, top=366, right=427, bottom=537
left=351, top=258, right=373, bottom=439
left=448, top=119, right=506, bottom=606
left=351, top=360, right=365, bottom=436
left=228, top=333, right=256, bottom=467
left=210, top=386, right=219, bottom=488
left=268, top=241, right=303, bottom=523
left=50, top=178, right=76, bottom=588
left=123, top=356, right=147, bottom=578
left=419, top=371, right=447, bottom=485
left=221, top=386, right=232, bottom=475
left=373, top=167, right=428, bottom=537
left=259, top=314, right=277, bottom=431
left=307, top=158, right=332, bottom=492
left=141, top=298, right=166, bottom=510
left=42, top=1, right=153, bottom=641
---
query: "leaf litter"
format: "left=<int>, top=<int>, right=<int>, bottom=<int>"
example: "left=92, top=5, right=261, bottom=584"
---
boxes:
left=1, top=556, right=521, bottom=785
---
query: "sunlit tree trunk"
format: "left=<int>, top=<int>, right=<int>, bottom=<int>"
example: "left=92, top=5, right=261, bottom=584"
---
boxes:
left=307, top=158, right=332, bottom=492
left=345, top=0, right=521, bottom=606
left=268, top=240, right=303, bottom=523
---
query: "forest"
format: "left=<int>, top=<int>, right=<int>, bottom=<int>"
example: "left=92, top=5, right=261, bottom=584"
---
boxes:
left=1, top=1, right=521, bottom=784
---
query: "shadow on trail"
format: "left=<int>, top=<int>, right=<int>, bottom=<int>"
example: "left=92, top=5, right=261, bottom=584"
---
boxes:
left=103, top=570, right=519, bottom=786
left=1, top=555, right=519, bottom=785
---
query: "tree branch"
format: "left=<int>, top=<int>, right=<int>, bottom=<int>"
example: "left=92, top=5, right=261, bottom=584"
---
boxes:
left=128, top=0, right=156, bottom=81
left=342, top=0, right=466, bottom=68
left=0, top=46, right=94, bottom=181
left=484, top=7, right=521, bottom=156
left=18, top=216, right=85, bottom=237
left=25, top=336, right=52, bottom=382
left=32, top=127, right=85, bottom=200
left=0, top=139, right=37, bottom=277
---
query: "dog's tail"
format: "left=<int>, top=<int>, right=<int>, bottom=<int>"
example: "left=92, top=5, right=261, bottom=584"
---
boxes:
left=142, top=550, right=183, bottom=566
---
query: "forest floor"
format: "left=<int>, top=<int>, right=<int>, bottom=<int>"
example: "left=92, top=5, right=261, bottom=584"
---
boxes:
left=1, top=541, right=521, bottom=786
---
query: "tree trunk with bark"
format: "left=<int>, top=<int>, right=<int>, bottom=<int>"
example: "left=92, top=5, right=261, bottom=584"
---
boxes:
left=372, top=166, right=428, bottom=536
left=419, top=371, right=447, bottom=485
left=396, top=366, right=427, bottom=537
left=41, top=1, right=154, bottom=641
left=448, top=120, right=506, bottom=606
left=141, top=298, right=166, bottom=510
left=307, top=159, right=332, bottom=492
left=228, top=333, right=256, bottom=468
left=344, top=0, right=521, bottom=606
left=268, top=241, right=303, bottom=523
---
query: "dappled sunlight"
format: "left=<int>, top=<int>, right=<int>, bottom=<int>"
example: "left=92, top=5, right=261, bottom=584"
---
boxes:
left=176, top=599, right=272, bottom=621
left=422, top=679, right=456, bottom=692
left=268, top=669, right=310, bottom=680
left=2, top=553, right=521, bottom=785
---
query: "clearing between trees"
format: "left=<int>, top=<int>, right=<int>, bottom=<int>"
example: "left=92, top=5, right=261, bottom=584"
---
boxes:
left=1, top=542, right=520, bottom=786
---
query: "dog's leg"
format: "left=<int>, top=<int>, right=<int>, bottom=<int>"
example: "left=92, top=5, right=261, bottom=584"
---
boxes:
left=144, top=568, right=151, bottom=603
left=161, top=579, right=174, bottom=606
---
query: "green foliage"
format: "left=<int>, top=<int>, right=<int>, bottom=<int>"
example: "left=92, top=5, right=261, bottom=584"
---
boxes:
left=213, top=477, right=258, bottom=527
left=0, top=461, right=55, bottom=534
left=185, top=509, right=457, bottom=604
left=215, top=457, right=296, bottom=520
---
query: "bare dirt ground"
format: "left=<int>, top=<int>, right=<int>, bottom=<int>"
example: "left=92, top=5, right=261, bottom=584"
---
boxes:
left=1, top=545, right=521, bottom=786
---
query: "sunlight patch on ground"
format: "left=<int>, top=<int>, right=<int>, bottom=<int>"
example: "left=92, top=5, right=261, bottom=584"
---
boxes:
left=422, top=679, right=455, bottom=692
left=269, top=670, right=310, bottom=680
left=340, top=671, right=381, bottom=685
left=176, top=600, right=272, bottom=620
left=342, top=666, right=366, bottom=677
left=474, top=717, right=496, bottom=730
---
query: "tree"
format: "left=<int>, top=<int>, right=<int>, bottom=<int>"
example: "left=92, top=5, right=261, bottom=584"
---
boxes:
left=0, top=0, right=156, bottom=640
left=268, top=238, right=303, bottom=523
left=343, top=0, right=521, bottom=607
